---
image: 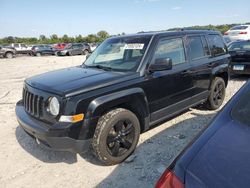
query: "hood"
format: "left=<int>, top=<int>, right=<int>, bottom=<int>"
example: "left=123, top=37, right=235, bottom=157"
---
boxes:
left=185, top=120, right=250, bottom=187
left=25, top=66, right=138, bottom=96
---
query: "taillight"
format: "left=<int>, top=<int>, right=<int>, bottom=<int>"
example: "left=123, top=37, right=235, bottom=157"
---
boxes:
left=224, top=32, right=228, bottom=35
left=239, top=32, right=247, bottom=34
left=155, top=170, right=184, bottom=188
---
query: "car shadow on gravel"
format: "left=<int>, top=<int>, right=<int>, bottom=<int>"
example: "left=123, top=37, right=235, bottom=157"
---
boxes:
left=96, top=112, right=216, bottom=188
left=230, top=74, right=249, bottom=81
left=15, top=126, right=78, bottom=164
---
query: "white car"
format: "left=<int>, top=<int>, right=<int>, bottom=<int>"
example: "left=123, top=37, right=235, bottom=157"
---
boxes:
left=224, top=25, right=250, bottom=41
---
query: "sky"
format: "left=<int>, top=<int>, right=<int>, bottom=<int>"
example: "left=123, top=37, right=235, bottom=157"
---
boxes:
left=0, top=0, right=249, bottom=38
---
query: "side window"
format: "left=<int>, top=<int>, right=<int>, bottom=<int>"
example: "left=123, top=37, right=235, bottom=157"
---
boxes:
left=21, top=44, right=26, bottom=48
left=201, top=36, right=210, bottom=56
left=187, top=36, right=206, bottom=60
left=207, top=35, right=227, bottom=56
left=153, top=38, right=186, bottom=66
left=14, top=44, right=19, bottom=48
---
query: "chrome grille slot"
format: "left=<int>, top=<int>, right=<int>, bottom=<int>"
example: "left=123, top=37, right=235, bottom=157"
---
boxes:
left=23, top=89, right=44, bottom=118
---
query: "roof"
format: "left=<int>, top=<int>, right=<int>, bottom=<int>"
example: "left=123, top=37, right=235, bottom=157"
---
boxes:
left=111, top=30, right=221, bottom=39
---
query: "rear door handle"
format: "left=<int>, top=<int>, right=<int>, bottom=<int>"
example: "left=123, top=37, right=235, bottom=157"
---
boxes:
left=181, top=70, right=192, bottom=75
left=207, top=63, right=213, bottom=68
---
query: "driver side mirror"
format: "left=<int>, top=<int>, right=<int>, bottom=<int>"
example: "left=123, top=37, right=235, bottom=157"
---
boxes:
left=149, top=58, right=172, bottom=72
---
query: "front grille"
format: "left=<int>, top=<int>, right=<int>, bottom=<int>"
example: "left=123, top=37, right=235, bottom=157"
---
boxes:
left=23, top=89, right=44, bottom=118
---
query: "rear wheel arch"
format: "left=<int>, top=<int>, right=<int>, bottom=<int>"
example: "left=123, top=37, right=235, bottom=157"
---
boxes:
left=215, top=71, right=228, bottom=87
left=210, top=69, right=229, bottom=89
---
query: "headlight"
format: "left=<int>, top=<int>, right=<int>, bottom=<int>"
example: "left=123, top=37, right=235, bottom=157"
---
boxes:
left=48, top=97, right=60, bottom=116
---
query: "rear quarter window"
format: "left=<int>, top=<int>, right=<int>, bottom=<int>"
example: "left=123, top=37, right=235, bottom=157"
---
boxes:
left=231, top=90, right=250, bottom=126
left=207, top=35, right=227, bottom=56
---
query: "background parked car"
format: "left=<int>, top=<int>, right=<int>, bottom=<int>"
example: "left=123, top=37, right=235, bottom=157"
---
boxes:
left=31, top=45, right=57, bottom=56
left=228, top=40, right=250, bottom=75
left=224, top=25, right=250, bottom=41
left=155, top=80, right=250, bottom=188
left=89, top=42, right=99, bottom=52
left=0, top=45, right=16, bottom=58
left=9, top=43, right=32, bottom=55
left=56, top=43, right=91, bottom=56
left=53, top=43, right=67, bottom=50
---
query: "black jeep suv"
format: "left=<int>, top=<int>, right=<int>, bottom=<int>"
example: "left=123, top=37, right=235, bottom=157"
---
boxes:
left=16, top=30, right=230, bottom=165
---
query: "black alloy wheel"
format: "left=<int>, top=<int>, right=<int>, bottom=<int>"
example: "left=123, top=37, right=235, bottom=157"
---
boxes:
left=106, top=119, right=135, bottom=157
left=92, top=108, right=140, bottom=165
left=206, top=77, right=226, bottom=110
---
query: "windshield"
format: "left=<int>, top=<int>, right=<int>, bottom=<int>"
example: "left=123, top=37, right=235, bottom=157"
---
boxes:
left=84, top=36, right=152, bottom=72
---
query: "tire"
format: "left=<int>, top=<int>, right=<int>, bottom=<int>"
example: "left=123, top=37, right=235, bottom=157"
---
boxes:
left=83, top=50, right=89, bottom=56
left=5, top=52, right=13, bottom=59
left=92, top=108, right=140, bottom=165
left=206, top=77, right=226, bottom=110
left=36, top=52, right=41, bottom=57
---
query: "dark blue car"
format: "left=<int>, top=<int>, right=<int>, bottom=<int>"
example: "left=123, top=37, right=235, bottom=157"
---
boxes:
left=31, top=45, right=56, bottom=56
left=156, top=81, right=250, bottom=188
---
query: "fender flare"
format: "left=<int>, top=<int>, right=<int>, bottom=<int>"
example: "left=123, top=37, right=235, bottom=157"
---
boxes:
left=86, top=87, right=149, bottom=118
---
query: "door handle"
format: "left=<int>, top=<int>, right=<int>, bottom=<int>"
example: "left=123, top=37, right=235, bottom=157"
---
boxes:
left=181, top=70, right=192, bottom=75
left=207, top=63, right=213, bottom=68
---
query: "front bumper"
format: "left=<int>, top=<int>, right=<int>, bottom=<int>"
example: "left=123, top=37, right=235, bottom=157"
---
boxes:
left=230, top=62, right=250, bottom=75
left=15, top=101, right=90, bottom=153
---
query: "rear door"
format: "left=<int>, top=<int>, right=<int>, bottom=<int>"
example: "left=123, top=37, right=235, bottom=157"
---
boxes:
left=44, top=45, right=53, bottom=55
left=185, top=35, right=212, bottom=102
left=71, top=44, right=80, bottom=55
left=144, top=36, right=194, bottom=124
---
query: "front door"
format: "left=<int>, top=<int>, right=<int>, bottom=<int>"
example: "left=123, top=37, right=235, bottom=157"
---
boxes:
left=143, top=37, right=194, bottom=124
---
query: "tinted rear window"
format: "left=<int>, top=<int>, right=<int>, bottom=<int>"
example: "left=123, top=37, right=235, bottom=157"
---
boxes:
left=187, top=36, right=205, bottom=59
left=231, top=89, right=250, bottom=126
left=207, top=35, right=227, bottom=56
left=228, top=42, right=250, bottom=51
left=187, top=36, right=210, bottom=59
left=231, top=26, right=249, bottom=30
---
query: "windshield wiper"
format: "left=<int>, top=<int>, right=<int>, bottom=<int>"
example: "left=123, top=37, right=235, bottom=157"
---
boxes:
left=87, top=64, right=113, bottom=71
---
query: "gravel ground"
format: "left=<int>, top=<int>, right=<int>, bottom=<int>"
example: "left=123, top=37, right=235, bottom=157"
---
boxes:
left=0, top=55, right=247, bottom=188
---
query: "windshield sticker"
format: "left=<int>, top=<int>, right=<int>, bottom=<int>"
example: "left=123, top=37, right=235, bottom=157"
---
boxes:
left=124, top=43, right=144, bottom=50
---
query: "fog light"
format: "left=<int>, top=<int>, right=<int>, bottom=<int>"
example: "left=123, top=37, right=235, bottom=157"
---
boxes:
left=59, top=114, right=84, bottom=123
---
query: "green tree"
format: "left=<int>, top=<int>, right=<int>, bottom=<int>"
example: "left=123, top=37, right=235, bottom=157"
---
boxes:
left=75, top=35, right=84, bottom=43
left=85, top=34, right=99, bottom=43
left=39, top=35, right=46, bottom=41
left=62, top=34, right=70, bottom=43
left=50, top=34, right=59, bottom=44
left=5, top=36, right=15, bottom=43
left=97, top=30, right=109, bottom=41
